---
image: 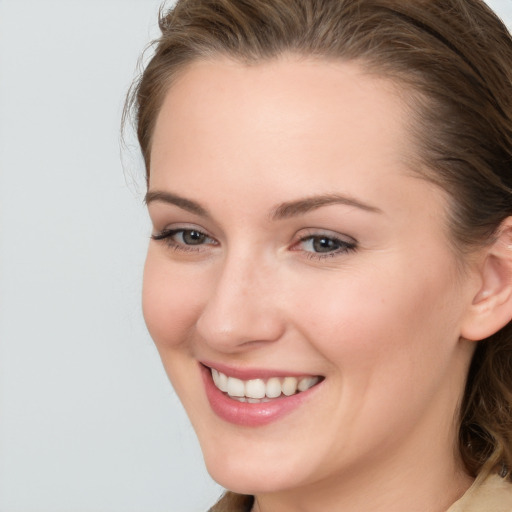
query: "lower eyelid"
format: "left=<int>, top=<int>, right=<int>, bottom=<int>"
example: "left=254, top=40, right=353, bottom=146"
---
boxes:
left=152, top=228, right=356, bottom=257
left=151, top=228, right=218, bottom=251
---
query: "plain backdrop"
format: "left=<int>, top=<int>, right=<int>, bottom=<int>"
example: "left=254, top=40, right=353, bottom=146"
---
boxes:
left=0, top=1, right=511, bottom=511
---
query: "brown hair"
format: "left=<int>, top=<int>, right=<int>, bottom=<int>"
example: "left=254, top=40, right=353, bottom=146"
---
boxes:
left=128, top=0, right=512, bottom=490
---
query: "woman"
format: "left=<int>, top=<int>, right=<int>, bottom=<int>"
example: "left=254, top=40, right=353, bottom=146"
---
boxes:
left=128, top=0, right=512, bottom=510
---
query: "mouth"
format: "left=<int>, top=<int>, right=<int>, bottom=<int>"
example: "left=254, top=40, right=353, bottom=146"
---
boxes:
left=210, top=367, right=322, bottom=403
left=201, top=364, right=324, bottom=426
left=201, top=363, right=324, bottom=426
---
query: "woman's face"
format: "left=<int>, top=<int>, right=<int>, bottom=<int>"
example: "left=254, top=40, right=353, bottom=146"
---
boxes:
left=144, top=57, right=478, bottom=495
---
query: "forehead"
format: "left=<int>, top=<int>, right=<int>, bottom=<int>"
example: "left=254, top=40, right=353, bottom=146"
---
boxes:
left=150, top=56, right=413, bottom=177
left=149, top=56, right=439, bottom=223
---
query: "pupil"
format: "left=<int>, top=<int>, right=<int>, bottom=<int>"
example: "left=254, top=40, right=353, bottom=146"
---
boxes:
left=184, top=230, right=205, bottom=245
left=313, top=237, right=339, bottom=253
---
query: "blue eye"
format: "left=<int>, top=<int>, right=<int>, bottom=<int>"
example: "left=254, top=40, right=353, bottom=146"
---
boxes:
left=152, top=228, right=217, bottom=251
left=297, top=234, right=357, bottom=258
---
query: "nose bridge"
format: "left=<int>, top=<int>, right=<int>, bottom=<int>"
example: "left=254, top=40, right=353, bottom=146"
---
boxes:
left=195, top=246, right=284, bottom=349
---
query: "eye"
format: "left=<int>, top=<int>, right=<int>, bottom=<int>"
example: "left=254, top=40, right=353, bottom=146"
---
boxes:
left=294, top=232, right=357, bottom=259
left=151, top=227, right=218, bottom=252
left=175, top=229, right=208, bottom=245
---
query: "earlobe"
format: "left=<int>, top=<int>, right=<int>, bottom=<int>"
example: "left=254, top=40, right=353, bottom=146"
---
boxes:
left=461, top=219, right=512, bottom=342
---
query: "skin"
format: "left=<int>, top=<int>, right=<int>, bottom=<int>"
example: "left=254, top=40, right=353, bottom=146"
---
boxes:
left=143, top=56, right=484, bottom=511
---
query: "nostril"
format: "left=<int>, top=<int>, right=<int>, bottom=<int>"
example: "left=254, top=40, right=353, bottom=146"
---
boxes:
left=195, top=300, right=285, bottom=350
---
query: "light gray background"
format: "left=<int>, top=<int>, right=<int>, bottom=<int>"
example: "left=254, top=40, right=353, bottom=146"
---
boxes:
left=0, top=1, right=511, bottom=511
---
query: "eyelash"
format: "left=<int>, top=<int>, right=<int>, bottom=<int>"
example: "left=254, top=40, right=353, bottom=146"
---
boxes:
left=151, top=228, right=218, bottom=253
left=295, top=234, right=357, bottom=260
left=151, top=228, right=358, bottom=259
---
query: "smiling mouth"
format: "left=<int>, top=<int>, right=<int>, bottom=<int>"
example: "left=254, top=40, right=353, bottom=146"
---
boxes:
left=209, top=367, right=323, bottom=403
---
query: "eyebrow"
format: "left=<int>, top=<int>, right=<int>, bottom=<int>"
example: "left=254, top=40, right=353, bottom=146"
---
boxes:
left=145, top=190, right=382, bottom=220
left=270, top=194, right=382, bottom=220
left=145, top=190, right=210, bottom=218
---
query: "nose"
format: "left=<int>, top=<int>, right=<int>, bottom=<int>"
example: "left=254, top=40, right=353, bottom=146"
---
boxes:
left=195, top=252, right=285, bottom=352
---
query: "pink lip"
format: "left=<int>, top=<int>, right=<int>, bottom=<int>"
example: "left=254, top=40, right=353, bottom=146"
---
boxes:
left=200, top=360, right=315, bottom=380
left=200, top=363, right=323, bottom=427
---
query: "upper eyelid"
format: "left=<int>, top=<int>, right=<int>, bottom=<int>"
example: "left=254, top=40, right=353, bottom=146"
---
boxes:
left=151, top=224, right=357, bottom=249
left=152, top=223, right=214, bottom=236
left=153, top=227, right=216, bottom=240
left=151, top=228, right=218, bottom=254
left=294, top=234, right=357, bottom=249
left=294, top=228, right=357, bottom=243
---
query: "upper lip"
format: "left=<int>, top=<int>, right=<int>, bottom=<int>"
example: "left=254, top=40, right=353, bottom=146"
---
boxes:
left=200, top=361, right=322, bottom=381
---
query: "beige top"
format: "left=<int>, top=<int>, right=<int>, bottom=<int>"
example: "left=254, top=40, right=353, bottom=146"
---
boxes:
left=447, top=474, right=512, bottom=512
left=211, top=473, right=512, bottom=511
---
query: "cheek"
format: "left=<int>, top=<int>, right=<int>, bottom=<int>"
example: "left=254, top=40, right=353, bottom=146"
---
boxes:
left=285, top=263, right=466, bottom=446
left=290, top=260, right=462, bottom=377
left=142, top=250, right=207, bottom=351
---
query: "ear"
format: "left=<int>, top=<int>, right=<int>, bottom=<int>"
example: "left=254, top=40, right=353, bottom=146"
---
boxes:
left=461, top=217, right=512, bottom=341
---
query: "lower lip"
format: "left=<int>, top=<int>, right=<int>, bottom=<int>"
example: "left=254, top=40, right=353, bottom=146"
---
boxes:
left=200, top=364, right=322, bottom=427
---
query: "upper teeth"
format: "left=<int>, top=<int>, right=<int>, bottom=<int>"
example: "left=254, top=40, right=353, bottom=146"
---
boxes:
left=211, top=368, right=320, bottom=400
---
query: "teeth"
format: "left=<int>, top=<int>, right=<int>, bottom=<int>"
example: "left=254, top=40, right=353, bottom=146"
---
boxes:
left=212, top=368, right=228, bottom=392
left=212, top=368, right=220, bottom=387
left=282, top=376, right=298, bottom=396
left=298, top=376, right=319, bottom=392
left=226, top=377, right=245, bottom=397
left=245, top=378, right=266, bottom=399
left=211, top=368, right=320, bottom=399
left=265, top=377, right=282, bottom=398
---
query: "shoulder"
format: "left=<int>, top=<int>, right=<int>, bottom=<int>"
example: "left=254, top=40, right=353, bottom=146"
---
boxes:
left=448, top=473, right=512, bottom=512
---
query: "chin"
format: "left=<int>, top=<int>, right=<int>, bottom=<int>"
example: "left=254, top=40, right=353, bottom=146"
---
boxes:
left=203, top=451, right=299, bottom=495
left=196, top=423, right=330, bottom=496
